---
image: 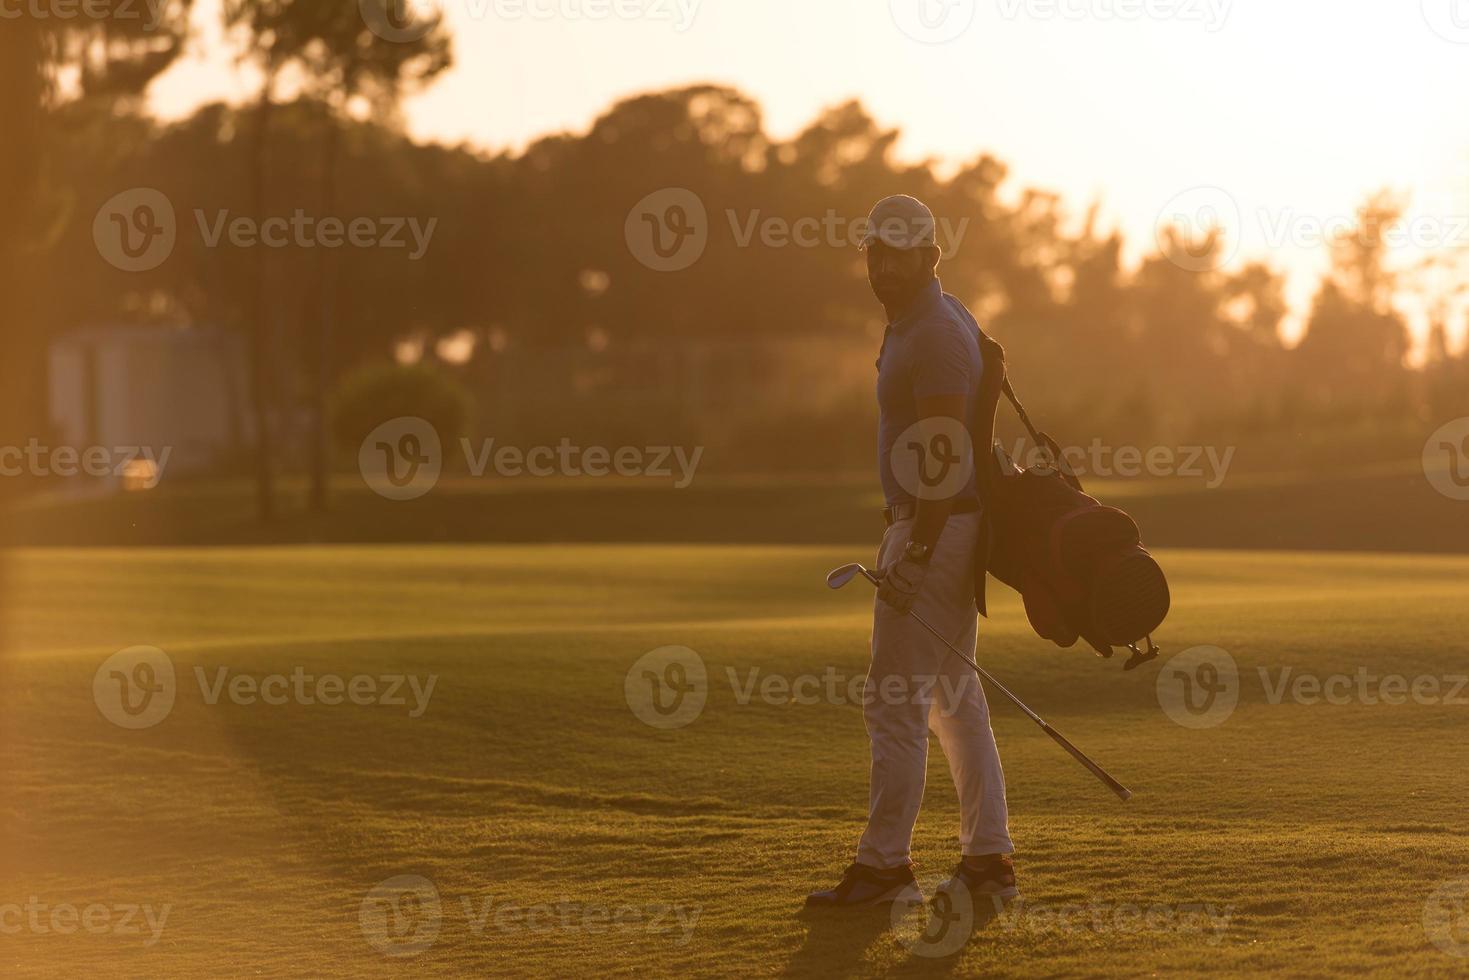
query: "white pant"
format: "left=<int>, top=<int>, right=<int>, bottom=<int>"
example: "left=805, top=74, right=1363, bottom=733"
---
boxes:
left=856, top=512, right=1013, bottom=869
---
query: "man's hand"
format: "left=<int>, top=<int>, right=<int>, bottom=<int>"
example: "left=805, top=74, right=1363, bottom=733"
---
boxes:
left=876, top=557, right=928, bottom=613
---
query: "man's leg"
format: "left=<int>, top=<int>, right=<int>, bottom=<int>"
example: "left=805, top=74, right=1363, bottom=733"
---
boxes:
left=929, top=634, right=1013, bottom=859
left=917, top=511, right=1013, bottom=858
left=918, top=512, right=1015, bottom=901
left=854, top=520, right=934, bottom=870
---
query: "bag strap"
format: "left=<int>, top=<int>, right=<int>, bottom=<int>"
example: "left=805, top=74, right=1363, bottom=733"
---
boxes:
left=970, top=328, right=1008, bottom=618
left=1002, top=380, right=1045, bottom=450
left=998, top=358, right=1081, bottom=490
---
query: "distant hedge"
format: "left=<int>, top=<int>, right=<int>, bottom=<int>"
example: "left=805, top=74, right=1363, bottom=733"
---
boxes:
left=330, top=361, right=474, bottom=452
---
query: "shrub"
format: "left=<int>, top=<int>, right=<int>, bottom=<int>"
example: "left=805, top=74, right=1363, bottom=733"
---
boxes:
left=330, top=362, right=475, bottom=452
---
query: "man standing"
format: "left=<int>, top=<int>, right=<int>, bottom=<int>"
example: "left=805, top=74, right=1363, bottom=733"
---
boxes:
left=807, top=195, right=1017, bottom=908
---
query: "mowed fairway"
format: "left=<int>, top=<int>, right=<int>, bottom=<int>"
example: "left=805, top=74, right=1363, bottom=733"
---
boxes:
left=3, top=545, right=1469, bottom=978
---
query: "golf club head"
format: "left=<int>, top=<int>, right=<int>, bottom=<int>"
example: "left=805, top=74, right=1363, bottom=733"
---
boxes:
left=825, top=563, right=869, bottom=590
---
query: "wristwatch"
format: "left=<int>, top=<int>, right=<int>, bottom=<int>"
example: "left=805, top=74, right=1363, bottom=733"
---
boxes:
left=903, top=540, right=932, bottom=564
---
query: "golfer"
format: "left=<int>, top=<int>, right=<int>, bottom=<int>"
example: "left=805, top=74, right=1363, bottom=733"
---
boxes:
left=807, top=195, right=1017, bottom=908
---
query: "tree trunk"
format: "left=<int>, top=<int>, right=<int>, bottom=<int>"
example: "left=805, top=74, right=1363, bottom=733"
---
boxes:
left=247, top=75, right=277, bottom=522
left=0, top=22, right=46, bottom=516
left=307, top=104, right=343, bottom=515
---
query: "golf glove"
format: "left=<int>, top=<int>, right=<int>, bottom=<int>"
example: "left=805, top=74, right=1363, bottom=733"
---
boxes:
left=877, top=557, right=928, bottom=613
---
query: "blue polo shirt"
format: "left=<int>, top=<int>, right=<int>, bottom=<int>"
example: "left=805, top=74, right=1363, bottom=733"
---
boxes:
left=876, top=278, right=985, bottom=507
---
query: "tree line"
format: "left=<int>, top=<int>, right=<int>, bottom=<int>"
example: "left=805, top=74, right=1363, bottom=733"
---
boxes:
left=3, top=5, right=1465, bottom=516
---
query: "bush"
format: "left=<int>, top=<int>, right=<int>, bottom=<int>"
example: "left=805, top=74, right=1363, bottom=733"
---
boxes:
left=330, top=362, right=475, bottom=452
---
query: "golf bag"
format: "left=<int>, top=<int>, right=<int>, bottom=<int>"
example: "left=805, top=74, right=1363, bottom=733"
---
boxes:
left=969, top=331, right=1169, bottom=671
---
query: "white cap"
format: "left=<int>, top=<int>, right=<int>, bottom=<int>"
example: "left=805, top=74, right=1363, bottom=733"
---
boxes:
left=859, top=194, right=939, bottom=251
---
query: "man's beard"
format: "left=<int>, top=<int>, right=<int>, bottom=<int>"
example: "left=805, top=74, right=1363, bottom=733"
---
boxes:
left=869, top=273, right=927, bottom=311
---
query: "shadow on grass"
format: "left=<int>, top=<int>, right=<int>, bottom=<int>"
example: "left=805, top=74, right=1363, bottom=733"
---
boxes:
left=784, top=905, right=894, bottom=978
left=888, top=895, right=1004, bottom=978
left=783, top=896, right=1003, bottom=978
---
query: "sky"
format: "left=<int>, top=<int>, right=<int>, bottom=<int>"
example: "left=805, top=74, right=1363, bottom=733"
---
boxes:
left=150, top=0, right=1469, bottom=353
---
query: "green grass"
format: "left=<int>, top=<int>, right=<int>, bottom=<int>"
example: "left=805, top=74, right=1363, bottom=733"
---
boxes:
left=4, top=545, right=1469, bottom=977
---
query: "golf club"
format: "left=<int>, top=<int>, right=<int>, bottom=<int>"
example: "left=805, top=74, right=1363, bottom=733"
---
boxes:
left=826, top=562, right=1133, bottom=802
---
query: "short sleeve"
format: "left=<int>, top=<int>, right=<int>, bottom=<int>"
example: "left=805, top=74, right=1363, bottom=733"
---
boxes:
left=909, top=321, right=973, bottom=399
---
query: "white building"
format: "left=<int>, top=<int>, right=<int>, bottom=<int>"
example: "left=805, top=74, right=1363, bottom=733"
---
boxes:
left=48, top=325, right=250, bottom=489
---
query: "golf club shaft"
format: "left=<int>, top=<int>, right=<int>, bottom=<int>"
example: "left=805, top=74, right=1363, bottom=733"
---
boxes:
left=858, top=567, right=1133, bottom=802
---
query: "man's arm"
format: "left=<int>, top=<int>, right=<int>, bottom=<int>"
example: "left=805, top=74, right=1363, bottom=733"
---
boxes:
left=875, top=392, right=970, bottom=612
left=908, top=393, right=969, bottom=552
